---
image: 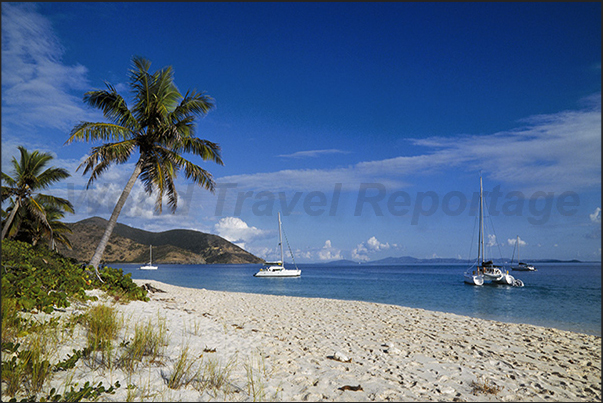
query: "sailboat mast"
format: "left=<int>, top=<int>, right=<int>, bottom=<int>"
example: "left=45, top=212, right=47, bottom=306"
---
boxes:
left=517, top=235, right=520, bottom=263
left=479, top=175, right=484, bottom=266
left=150, top=245, right=152, bottom=264
left=278, top=212, right=284, bottom=266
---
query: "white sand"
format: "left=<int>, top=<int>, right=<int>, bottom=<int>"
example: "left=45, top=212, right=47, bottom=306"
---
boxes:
left=15, top=280, right=602, bottom=401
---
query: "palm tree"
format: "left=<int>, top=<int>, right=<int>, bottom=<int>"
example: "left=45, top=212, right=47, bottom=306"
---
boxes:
left=65, top=56, right=223, bottom=279
left=13, top=196, right=73, bottom=250
left=1, top=146, right=74, bottom=241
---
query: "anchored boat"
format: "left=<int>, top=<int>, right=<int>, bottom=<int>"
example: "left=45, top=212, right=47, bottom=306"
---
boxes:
left=254, top=212, right=301, bottom=278
left=464, top=175, right=523, bottom=287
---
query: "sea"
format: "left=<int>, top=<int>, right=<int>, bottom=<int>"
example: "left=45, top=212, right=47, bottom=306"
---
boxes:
left=114, top=262, right=601, bottom=337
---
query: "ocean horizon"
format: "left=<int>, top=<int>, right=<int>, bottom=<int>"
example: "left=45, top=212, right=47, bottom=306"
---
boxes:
left=114, top=262, right=601, bottom=337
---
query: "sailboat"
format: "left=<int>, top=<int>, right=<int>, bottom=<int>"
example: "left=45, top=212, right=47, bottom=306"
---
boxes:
left=511, top=235, right=536, bottom=271
left=464, top=175, right=523, bottom=286
left=140, top=245, right=158, bottom=270
left=254, top=212, right=301, bottom=277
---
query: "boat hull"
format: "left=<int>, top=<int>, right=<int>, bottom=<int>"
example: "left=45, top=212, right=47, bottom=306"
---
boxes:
left=139, top=265, right=158, bottom=270
left=254, top=269, right=301, bottom=277
left=512, top=265, right=536, bottom=271
left=464, top=270, right=484, bottom=285
left=493, top=273, right=514, bottom=285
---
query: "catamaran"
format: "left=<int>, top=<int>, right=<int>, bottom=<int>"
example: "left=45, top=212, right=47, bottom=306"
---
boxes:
left=464, top=175, right=523, bottom=286
left=254, top=212, right=301, bottom=277
left=511, top=235, right=536, bottom=271
left=140, top=245, right=158, bottom=270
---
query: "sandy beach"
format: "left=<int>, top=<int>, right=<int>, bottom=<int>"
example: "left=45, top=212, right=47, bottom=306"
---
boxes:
left=32, top=279, right=601, bottom=401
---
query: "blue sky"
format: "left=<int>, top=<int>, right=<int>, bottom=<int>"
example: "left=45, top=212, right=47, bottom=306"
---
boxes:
left=2, top=2, right=601, bottom=262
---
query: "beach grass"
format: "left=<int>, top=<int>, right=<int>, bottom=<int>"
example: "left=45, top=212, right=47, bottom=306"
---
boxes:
left=200, top=354, right=237, bottom=393
left=165, top=344, right=200, bottom=389
left=245, top=351, right=276, bottom=401
left=120, top=316, right=168, bottom=373
left=83, top=304, right=120, bottom=369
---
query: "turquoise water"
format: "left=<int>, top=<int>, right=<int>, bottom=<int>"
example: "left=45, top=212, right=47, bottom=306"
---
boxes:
left=115, top=262, right=601, bottom=336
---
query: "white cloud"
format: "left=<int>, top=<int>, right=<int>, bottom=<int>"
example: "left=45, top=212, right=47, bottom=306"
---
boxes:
left=352, top=236, right=392, bottom=261
left=351, top=243, right=369, bottom=261
left=219, top=95, right=601, bottom=194
left=213, top=217, right=271, bottom=249
left=366, top=236, right=390, bottom=251
left=486, top=234, right=497, bottom=247
left=318, top=240, right=342, bottom=261
left=590, top=207, right=601, bottom=224
left=278, top=149, right=350, bottom=159
left=218, top=167, right=404, bottom=193
left=507, top=237, right=527, bottom=247
left=586, top=207, right=601, bottom=240
left=1, top=3, right=100, bottom=132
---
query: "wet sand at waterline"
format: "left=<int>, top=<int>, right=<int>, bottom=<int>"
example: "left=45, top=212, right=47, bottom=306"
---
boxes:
left=27, top=280, right=602, bottom=401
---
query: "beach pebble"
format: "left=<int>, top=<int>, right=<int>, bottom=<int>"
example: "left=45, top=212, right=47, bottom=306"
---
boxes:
left=333, top=351, right=352, bottom=363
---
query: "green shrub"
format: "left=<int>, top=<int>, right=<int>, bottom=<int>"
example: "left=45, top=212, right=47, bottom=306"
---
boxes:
left=92, top=266, right=149, bottom=302
left=1, top=240, right=90, bottom=313
left=1, top=240, right=148, bottom=315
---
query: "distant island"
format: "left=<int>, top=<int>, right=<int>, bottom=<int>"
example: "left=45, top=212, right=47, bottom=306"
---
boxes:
left=326, top=256, right=592, bottom=265
left=58, top=217, right=264, bottom=265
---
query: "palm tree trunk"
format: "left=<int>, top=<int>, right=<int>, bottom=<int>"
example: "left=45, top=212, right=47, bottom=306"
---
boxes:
left=1, top=197, right=21, bottom=240
left=88, top=164, right=142, bottom=280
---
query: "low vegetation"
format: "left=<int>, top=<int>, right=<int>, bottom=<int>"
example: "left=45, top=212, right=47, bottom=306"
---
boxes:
left=119, top=316, right=168, bottom=373
left=1, top=239, right=274, bottom=401
left=1, top=239, right=148, bottom=401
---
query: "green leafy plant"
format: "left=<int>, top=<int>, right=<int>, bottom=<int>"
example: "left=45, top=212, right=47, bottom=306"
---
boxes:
left=92, top=266, right=149, bottom=302
left=1, top=240, right=148, bottom=316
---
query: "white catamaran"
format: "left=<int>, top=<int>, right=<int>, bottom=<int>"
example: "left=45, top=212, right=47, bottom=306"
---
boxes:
left=464, top=175, right=523, bottom=287
left=140, top=245, right=158, bottom=270
left=254, top=212, right=301, bottom=278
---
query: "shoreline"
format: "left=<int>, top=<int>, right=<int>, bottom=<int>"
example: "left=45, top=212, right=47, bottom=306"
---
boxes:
left=33, top=279, right=602, bottom=401
left=119, top=262, right=602, bottom=338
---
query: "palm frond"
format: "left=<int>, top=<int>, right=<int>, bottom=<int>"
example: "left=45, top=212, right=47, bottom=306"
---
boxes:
left=177, top=137, right=224, bottom=165
left=171, top=90, right=215, bottom=122
left=84, top=86, right=138, bottom=129
left=153, top=65, right=181, bottom=113
left=160, top=148, right=217, bottom=193
left=65, top=122, right=132, bottom=144
left=78, top=140, right=136, bottom=188
left=1, top=172, right=17, bottom=187
left=35, top=167, right=71, bottom=190
left=24, top=197, right=51, bottom=231
left=35, top=194, right=75, bottom=214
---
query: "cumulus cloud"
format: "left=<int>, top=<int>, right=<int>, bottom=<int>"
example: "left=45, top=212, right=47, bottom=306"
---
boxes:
left=507, top=237, right=527, bottom=247
left=318, top=240, right=342, bottom=261
left=486, top=234, right=497, bottom=248
left=213, top=217, right=271, bottom=249
left=352, top=236, right=392, bottom=261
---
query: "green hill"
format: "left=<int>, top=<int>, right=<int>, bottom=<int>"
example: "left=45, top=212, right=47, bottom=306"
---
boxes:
left=57, top=217, right=264, bottom=265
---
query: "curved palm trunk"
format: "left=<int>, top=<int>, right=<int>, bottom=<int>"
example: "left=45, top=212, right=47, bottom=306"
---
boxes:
left=1, top=197, right=21, bottom=240
left=89, top=164, right=142, bottom=280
